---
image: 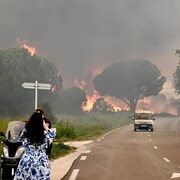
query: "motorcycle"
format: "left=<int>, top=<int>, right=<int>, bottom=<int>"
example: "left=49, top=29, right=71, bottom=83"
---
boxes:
left=0, top=121, right=26, bottom=180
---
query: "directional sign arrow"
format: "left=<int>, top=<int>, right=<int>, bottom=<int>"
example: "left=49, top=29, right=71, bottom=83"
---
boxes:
left=22, top=82, right=51, bottom=90
left=22, top=82, right=36, bottom=89
left=171, top=173, right=180, bottom=179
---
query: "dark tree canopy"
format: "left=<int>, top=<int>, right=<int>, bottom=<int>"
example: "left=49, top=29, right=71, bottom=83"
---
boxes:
left=93, top=60, right=166, bottom=113
left=54, top=87, right=87, bottom=115
left=0, top=48, right=89, bottom=116
left=173, top=68, right=180, bottom=94
left=0, top=48, right=59, bottom=116
left=92, top=97, right=115, bottom=113
left=173, top=50, right=180, bottom=94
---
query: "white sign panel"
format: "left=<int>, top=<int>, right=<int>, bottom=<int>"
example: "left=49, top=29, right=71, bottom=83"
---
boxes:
left=22, top=82, right=51, bottom=90
left=22, top=82, right=36, bottom=89
left=37, top=83, right=51, bottom=90
left=22, top=81, right=51, bottom=109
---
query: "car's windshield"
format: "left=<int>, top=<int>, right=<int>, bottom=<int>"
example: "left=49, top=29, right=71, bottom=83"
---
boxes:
left=135, top=113, right=153, bottom=120
left=5, top=121, right=25, bottom=142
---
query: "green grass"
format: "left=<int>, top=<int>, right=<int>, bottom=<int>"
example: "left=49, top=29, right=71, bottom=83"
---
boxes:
left=0, top=112, right=132, bottom=160
left=50, top=142, right=76, bottom=159
left=57, top=112, right=132, bottom=140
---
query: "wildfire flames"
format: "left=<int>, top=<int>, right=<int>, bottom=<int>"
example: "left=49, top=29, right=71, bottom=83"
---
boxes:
left=82, top=91, right=99, bottom=111
left=82, top=90, right=129, bottom=112
left=17, top=38, right=36, bottom=56
left=15, top=39, right=177, bottom=115
left=22, top=44, right=36, bottom=56
left=82, top=89, right=178, bottom=115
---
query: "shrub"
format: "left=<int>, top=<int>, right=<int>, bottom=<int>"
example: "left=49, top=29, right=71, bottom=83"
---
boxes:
left=54, top=121, right=77, bottom=140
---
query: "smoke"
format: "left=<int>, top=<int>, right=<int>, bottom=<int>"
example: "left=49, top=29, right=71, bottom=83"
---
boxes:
left=0, top=0, right=180, bottom=96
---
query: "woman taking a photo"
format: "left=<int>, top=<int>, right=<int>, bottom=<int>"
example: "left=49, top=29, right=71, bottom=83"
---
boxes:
left=14, top=112, right=56, bottom=180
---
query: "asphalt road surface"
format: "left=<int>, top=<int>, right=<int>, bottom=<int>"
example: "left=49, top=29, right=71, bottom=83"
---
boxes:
left=62, top=117, right=180, bottom=180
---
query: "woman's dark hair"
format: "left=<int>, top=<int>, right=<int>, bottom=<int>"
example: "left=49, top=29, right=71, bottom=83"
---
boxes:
left=25, top=112, right=45, bottom=145
left=35, top=108, right=44, bottom=115
left=44, top=117, right=51, bottom=128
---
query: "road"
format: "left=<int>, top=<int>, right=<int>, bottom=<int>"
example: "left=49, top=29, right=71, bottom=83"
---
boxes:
left=62, top=117, right=180, bottom=180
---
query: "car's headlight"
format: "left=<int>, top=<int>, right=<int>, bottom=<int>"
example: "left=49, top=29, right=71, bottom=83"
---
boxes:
left=15, top=147, right=25, bottom=158
left=3, top=146, right=9, bottom=157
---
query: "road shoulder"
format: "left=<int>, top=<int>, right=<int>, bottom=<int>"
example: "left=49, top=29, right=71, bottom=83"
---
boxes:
left=50, top=140, right=93, bottom=180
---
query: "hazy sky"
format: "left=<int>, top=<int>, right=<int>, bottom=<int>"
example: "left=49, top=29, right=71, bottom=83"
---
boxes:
left=1, top=0, right=180, bottom=97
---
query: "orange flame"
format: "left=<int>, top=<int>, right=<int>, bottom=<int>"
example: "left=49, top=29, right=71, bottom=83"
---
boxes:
left=104, top=96, right=129, bottom=111
left=83, top=90, right=178, bottom=114
left=82, top=90, right=129, bottom=112
left=74, top=78, right=126, bottom=112
left=82, top=91, right=99, bottom=111
left=23, top=44, right=36, bottom=56
left=17, top=38, right=36, bottom=56
left=113, top=106, right=121, bottom=112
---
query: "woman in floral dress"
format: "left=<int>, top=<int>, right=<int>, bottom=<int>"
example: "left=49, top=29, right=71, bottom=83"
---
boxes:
left=14, top=112, right=56, bottom=180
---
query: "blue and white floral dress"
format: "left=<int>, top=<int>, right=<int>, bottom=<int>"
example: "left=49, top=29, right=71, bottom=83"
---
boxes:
left=14, top=128, right=56, bottom=180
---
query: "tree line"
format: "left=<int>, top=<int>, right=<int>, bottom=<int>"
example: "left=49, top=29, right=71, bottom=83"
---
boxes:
left=0, top=48, right=180, bottom=117
left=0, top=48, right=86, bottom=118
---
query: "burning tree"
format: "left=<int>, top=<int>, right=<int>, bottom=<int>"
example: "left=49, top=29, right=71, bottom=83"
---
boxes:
left=92, top=97, right=115, bottom=113
left=93, top=60, right=166, bottom=113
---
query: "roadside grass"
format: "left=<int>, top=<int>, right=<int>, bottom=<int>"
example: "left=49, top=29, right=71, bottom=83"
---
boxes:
left=51, top=112, right=132, bottom=159
left=0, top=112, right=132, bottom=160
left=56, top=112, right=132, bottom=141
left=50, top=142, right=76, bottom=160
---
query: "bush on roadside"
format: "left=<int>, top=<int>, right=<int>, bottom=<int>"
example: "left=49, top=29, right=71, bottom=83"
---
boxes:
left=54, top=121, right=77, bottom=141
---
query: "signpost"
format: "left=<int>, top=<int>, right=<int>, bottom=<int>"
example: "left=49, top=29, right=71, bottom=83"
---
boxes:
left=22, top=81, right=51, bottom=110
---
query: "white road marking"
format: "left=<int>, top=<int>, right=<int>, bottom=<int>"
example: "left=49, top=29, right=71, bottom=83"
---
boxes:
left=80, top=156, right=87, bottom=160
left=68, top=169, right=80, bottom=180
left=97, top=139, right=101, bottom=141
left=153, top=146, right=158, bottom=149
left=163, top=158, right=171, bottom=163
left=171, top=173, right=180, bottom=179
left=149, top=139, right=152, bottom=141
left=85, top=150, right=91, bottom=153
left=148, top=134, right=151, bottom=137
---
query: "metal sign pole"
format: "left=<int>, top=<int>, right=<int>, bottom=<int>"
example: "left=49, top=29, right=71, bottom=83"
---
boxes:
left=35, top=81, right=38, bottom=109
left=22, top=81, right=51, bottom=110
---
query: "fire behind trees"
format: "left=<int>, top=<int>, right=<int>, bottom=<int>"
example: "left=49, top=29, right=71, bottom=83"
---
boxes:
left=0, top=48, right=179, bottom=116
left=93, top=60, right=166, bottom=113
